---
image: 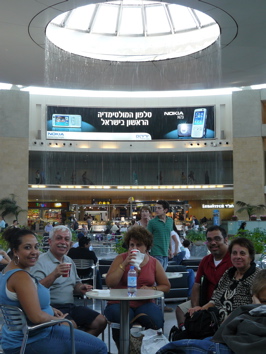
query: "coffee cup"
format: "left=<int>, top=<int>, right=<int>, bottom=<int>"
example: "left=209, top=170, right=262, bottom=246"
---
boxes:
left=130, top=249, right=145, bottom=270
left=62, top=262, right=72, bottom=277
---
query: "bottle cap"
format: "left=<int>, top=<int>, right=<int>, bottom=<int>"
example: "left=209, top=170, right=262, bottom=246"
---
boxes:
left=130, top=266, right=134, bottom=269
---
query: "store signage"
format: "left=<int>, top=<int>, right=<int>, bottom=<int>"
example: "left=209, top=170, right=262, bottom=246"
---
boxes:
left=28, top=202, right=68, bottom=208
left=202, top=204, right=234, bottom=209
left=46, top=105, right=215, bottom=141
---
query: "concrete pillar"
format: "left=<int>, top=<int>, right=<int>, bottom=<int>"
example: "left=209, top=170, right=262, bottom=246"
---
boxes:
left=232, top=90, right=265, bottom=218
left=0, top=90, right=29, bottom=226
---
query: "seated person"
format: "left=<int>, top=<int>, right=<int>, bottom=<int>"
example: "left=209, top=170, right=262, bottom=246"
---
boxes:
left=176, top=226, right=232, bottom=329
left=72, top=230, right=85, bottom=248
left=182, top=239, right=191, bottom=259
left=31, top=225, right=107, bottom=337
left=170, top=222, right=185, bottom=265
left=0, top=227, right=107, bottom=354
left=104, top=225, right=170, bottom=349
left=68, top=236, right=102, bottom=289
left=180, top=237, right=260, bottom=338
left=157, top=269, right=266, bottom=354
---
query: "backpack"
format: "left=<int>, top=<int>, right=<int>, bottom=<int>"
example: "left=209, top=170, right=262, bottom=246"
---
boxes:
left=184, top=307, right=220, bottom=339
left=168, top=325, right=187, bottom=342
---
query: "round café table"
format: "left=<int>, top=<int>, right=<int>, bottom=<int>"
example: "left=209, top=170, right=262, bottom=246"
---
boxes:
left=86, top=288, right=164, bottom=354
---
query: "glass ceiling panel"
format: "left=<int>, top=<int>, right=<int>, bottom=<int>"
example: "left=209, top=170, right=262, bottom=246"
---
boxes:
left=120, top=6, right=143, bottom=35
left=146, top=5, right=171, bottom=35
left=92, top=4, right=119, bottom=34
left=66, top=6, right=95, bottom=30
left=46, top=1, right=220, bottom=62
left=168, top=5, right=197, bottom=31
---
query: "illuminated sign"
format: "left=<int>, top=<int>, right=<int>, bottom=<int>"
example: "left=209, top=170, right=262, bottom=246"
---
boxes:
left=47, top=106, right=215, bottom=141
left=202, top=204, right=234, bottom=209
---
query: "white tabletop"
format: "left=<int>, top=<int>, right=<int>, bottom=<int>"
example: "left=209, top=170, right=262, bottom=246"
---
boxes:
left=165, top=272, right=183, bottom=279
left=86, top=288, right=164, bottom=300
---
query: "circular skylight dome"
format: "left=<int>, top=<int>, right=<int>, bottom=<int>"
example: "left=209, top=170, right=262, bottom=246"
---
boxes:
left=46, top=1, right=220, bottom=62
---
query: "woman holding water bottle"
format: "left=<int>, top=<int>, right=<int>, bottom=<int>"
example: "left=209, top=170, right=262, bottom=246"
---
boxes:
left=104, top=225, right=170, bottom=350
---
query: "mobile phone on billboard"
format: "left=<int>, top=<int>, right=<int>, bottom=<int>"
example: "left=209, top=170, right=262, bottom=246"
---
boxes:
left=191, top=108, right=207, bottom=138
left=52, top=114, right=82, bottom=128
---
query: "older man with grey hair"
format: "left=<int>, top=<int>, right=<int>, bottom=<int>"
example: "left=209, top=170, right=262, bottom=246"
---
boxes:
left=31, top=225, right=106, bottom=337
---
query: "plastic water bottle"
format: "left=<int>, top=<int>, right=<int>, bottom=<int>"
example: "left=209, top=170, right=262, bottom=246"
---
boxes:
left=127, top=265, right=137, bottom=296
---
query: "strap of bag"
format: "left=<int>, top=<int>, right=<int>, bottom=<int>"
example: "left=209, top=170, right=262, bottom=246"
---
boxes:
left=130, top=312, right=157, bottom=329
left=209, top=309, right=220, bottom=328
left=130, top=313, right=148, bottom=324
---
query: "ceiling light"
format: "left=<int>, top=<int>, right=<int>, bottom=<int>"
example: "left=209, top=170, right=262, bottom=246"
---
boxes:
left=46, top=1, right=220, bottom=62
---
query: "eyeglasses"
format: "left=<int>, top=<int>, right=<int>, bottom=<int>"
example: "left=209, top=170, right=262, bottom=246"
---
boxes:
left=206, top=236, right=223, bottom=243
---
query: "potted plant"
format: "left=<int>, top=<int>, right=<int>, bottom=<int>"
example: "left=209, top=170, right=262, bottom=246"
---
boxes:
left=236, top=201, right=266, bottom=221
left=232, top=215, right=238, bottom=221
left=186, top=229, right=206, bottom=245
left=260, top=215, right=266, bottom=221
left=236, top=227, right=266, bottom=257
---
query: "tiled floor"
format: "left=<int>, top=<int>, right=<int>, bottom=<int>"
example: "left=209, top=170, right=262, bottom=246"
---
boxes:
left=80, top=298, right=178, bottom=354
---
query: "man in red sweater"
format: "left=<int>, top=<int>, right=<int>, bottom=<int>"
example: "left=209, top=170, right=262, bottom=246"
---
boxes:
left=175, top=225, right=232, bottom=328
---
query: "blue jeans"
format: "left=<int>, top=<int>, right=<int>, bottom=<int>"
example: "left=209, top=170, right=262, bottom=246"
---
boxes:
left=156, top=337, right=234, bottom=354
left=153, top=256, right=168, bottom=270
left=104, top=302, right=164, bottom=346
left=3, top=325, right=107, bottom=354
left=173, top=251, right=186, bottom=265
left=187, top=268, right=195, bottom=298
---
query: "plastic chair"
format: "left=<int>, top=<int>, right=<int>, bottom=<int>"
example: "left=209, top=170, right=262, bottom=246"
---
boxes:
left=0, top=304, right=76, bottom=354
left=72, top=259, right=98, bottom=306
left=72, top=259, right=97, bottom=285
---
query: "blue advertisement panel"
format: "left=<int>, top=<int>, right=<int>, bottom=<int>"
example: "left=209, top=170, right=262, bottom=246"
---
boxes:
left=46, top=105, right=215, bottom=141
left=213, top=209, right=220, bottom=226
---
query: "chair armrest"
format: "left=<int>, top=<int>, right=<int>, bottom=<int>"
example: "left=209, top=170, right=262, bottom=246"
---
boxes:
left=28, top=318, right=73, bottom=331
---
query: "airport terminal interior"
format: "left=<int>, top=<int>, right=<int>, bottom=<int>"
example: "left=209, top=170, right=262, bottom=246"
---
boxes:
left=1, top=0, right=266, bottom=352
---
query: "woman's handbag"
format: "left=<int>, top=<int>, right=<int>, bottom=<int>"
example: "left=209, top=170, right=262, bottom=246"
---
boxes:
left=129, top=313, right=149, bottom=354
left=130, top=331, right=144, bottom=354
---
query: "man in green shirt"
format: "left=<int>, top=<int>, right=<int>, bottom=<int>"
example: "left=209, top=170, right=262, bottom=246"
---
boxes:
left=148, top=200, right=173, bottom=312
left=148, top=200, right=173, bottom=269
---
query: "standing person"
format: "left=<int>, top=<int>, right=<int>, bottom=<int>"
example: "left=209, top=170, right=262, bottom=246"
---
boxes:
left=31, top=225, right=107, bottom=337
left=55, top=171, right=61, bottom=184
left=147, top=200, right=173, bottom=312
left=71, top=170, right=76, bottom=184
left=82, top=171, right=88, bottom=185
left=175, top=226, right=232, bottom=329
left=0, top=227, right=107, bottom=354
left=136, top=206, right=151, bottom=228
left=44, top=222, right=53, bottom=234
left=35, top=170, right=40, bottom=184
left=238, top=222, right=246, bottom=232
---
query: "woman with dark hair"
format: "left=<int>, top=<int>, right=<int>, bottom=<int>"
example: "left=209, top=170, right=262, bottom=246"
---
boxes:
left=104, top=225, right=170, bottom=349
left=188, top=237, right=261, bottom=322
left=0, top=227, right=107, bottom=354
left=136, top=205, right=151, bottom=228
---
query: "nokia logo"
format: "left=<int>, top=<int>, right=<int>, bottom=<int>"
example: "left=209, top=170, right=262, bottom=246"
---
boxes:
left=164, top=111, right=184, bottom=119
left=47, top=132, right=65, bottom=138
